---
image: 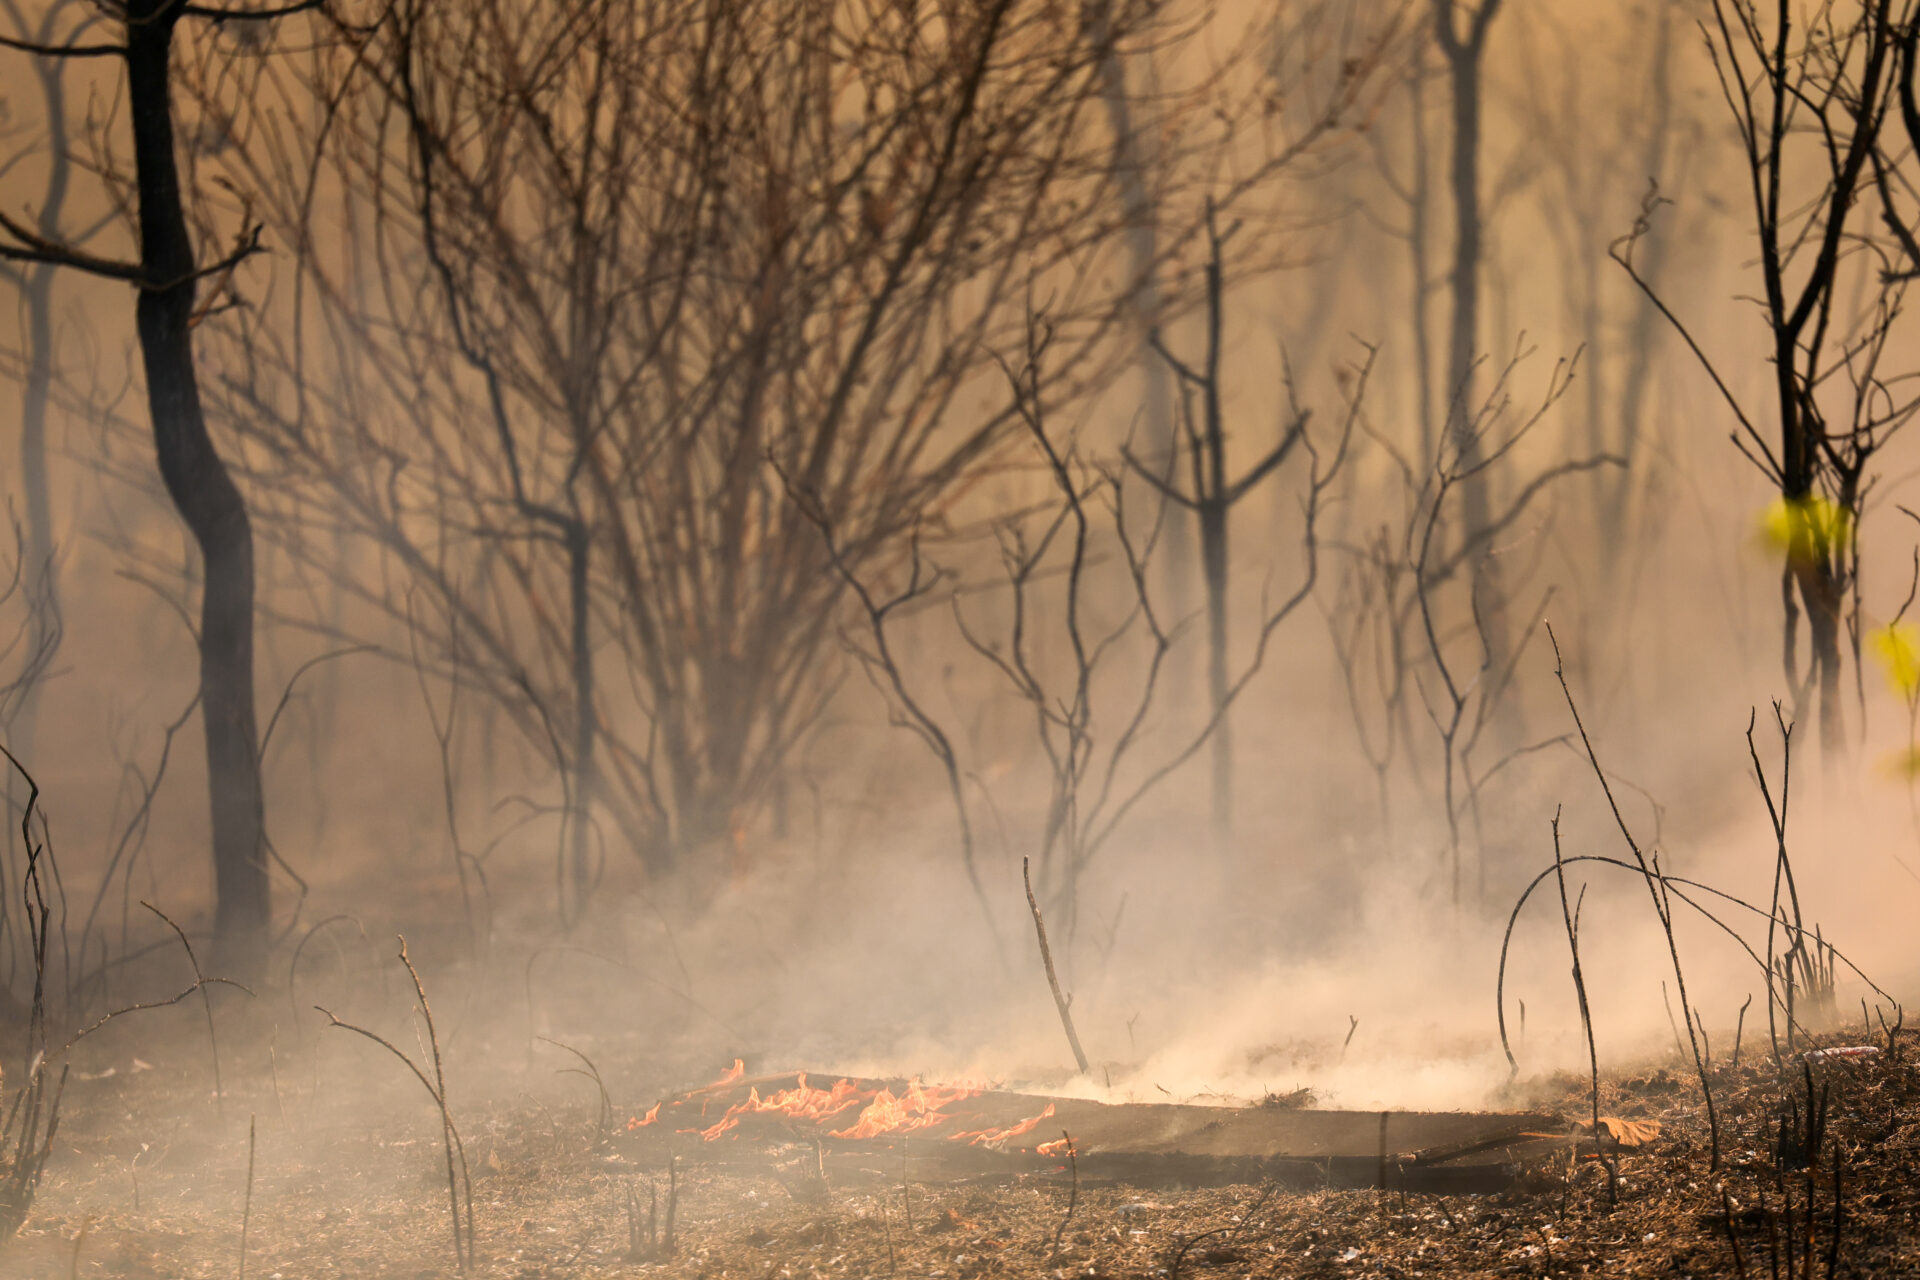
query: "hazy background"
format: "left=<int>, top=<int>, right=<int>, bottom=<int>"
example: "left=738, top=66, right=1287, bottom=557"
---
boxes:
left=2, top=0, right=1916, bottom=1113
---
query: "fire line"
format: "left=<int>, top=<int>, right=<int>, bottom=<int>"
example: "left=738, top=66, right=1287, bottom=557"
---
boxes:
left=629, top=1061, right=1062, bottom=1152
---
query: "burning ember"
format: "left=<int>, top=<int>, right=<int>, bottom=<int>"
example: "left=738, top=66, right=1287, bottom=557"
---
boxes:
left=629, top=1060, right=1061, bottom=1152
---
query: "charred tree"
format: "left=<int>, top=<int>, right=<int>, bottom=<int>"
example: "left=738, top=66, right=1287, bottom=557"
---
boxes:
left=126, top=0, right=268, bottom=983
left=172, top=0, right=1394, bottom=918
left=0, top=0, right=314, bottom=982
left=193, top=0, right=1228, bottom=902
left=390, top=0, right=601, bottom=925
left=815, top=310, right=1366, bottom=950
left=1615, top=0, right=1918, bottom=758
left=1431, top=0, right=1511, bottom=731
left=0, top=0, right=84, bottom=762
left=1126, top=206, right=1308, bottom=846
left=1518, top=0, right=1683, bottom=566
left=1605, top=3, right=1681, bottom=556
left=1095, top=19, right=1188, bottom=625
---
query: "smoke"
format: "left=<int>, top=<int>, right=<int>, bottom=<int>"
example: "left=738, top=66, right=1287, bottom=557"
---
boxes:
left=1, top=0, right=1915, bottom=1129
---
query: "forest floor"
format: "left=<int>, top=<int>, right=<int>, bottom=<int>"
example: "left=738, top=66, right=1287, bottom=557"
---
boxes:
left=4, top=996, right=1916, bottom=1279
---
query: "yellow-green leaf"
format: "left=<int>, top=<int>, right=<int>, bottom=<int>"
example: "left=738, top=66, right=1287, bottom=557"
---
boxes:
left=1872, top=622, right=1920, bottom=698
left=1878, top=746, right=1920, bottom=780
left=1760, top=496, right=1852, bottom=564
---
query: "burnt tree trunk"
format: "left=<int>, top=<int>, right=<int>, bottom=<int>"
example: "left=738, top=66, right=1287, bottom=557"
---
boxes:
left=126, top=2, right=269, bottom=982
left=1406, top=49, right=1438, bottom=469
left=1198, top=226, right=1232, bottom=843
left=1096, top=33, right=1189, bottom=629
left=1131, top=209, right=1306, bottom=851
left=1797, top=561, right=1846, bottom=753
left=1605, top=0, right=1677, bottom=561
left=1434, top=0, right=1512, bottom=728
left=6, top=0, right=77, bottom=755
left=1775, top=288, right=1848, bottom=758
left=1200, top=502, right=1231, bottom=838
left=16, top=226, right=59, bottom=750
left=566, top=517, right=597, bottom=923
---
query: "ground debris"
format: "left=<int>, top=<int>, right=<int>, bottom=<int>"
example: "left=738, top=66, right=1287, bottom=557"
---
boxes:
left=6, top=1027, right=1918, bottom=1277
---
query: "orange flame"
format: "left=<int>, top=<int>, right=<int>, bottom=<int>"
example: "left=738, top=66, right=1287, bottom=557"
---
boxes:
left=951, top=1101, right=1056, bottom=1147
left=827, top=1080, right=981, bottom=1139
left=627, top=1068, right=1059, bottom=1153
left=629, top=1059, right=747, bottom=1130
left=695, top=1074, right=868, bottom=1140
left=1035, top=1135, right=1073, bottom=1158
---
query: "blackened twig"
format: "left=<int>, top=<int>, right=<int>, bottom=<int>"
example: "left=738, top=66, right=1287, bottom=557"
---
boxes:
left=1047, top=1130, right=1078, bottom=1262
left=315, top=936, right=474, bottom=1272
left=239, top=1115, right=255, bottom=1280
left=1024, top=856, right=1090, bottom=1074
left=1721, top=1187, right=1748, bottom=1280
left=141, top=902, right=225, bottom=1115
left=1547, top=624, right=1722, bottom=1168
left=1551, top=811, right=1615, bottom=1206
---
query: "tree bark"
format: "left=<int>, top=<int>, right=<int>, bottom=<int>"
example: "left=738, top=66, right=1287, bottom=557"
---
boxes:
left=126, top=2, right=269, bottom=982
left=16, top=237, right=59, bottom=751
left=1441, top=52, right=1485, bottom=494
left=1096, top=31, right=1189, bottom=627
left=1024, top=856, right=1090, bottom=1075
left=1199, top=221, right=1232, bottom=844
left=7, top=0, right=75, bottom=756
left=1201, top=504, right=1231, bottom=839
left=566, top=519, right=596, bottom=923
left=1406, top=52, right=1438, bottom=469
left=1435, top=0, right=1515, bottom=742
left=1795, top=557, right=1847, bottom=757
left=1605, top=1, right=1677, bottom=559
